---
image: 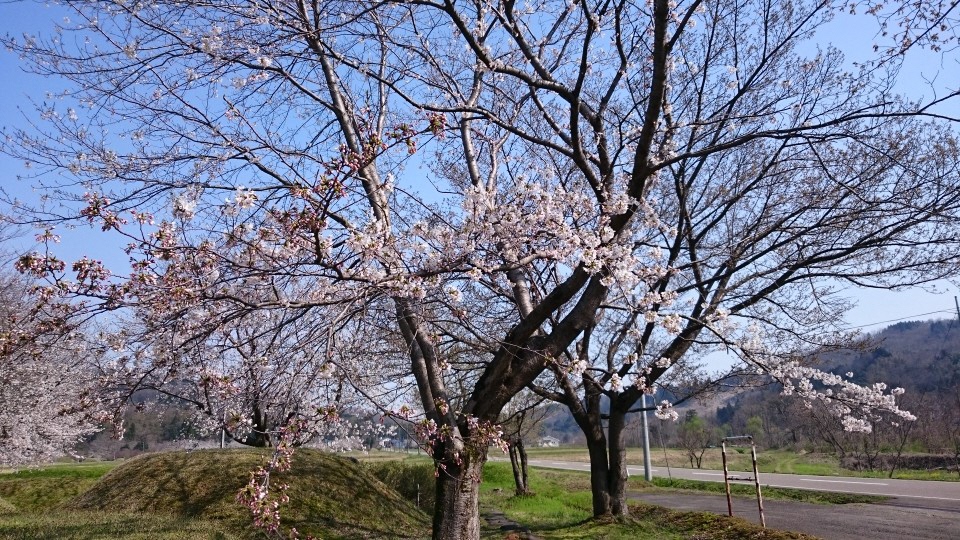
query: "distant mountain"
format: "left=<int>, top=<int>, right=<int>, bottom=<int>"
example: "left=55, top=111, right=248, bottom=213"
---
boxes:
left=539, top=319, right=960, bottom=444
left=819, top=319, right=960, bottom=393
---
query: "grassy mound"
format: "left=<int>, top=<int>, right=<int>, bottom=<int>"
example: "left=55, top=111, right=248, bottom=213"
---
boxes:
left=67, top=449, right=430, bottom=539
left=0, top=496, right=16, bottom=515
left=364, top=460, right=437, bottom=512
left=0, top=462, right=114, bottom=513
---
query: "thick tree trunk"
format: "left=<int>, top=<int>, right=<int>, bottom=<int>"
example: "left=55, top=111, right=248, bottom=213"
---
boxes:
left=607, top=410, right=630, bottom=515
left=232, top=405, right=272, bottom=447
left=578, top=407, right=634, bottom=517
left=586, top=435, right=612, bottom=516
left=432, top=449, right=486, bottom=540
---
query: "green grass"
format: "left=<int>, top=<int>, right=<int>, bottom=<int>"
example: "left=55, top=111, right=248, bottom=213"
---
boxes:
left=1, top=461, right=118, bottom=479
left=0, top=449, right=431, bottom=540
left=364, top=458, right=438, bottom=512
left=481, top=463, right=595, bottom=530
left=835, top=468, right=960, bottom=481
left=0, top=497, right=16, bottom=516
left=478, top=462, right=815, bottom=539
left=0, top=462, right=121, bottom=514
left=525, top=446, right=836, bottom=473
left=0, top=511, right=237, bottom=539
left=647, top=477, right=888, bottom=505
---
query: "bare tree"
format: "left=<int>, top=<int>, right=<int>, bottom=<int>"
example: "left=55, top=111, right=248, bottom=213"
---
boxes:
left=500, top=390, right=549, bottom=495
left=678, top=411, right=712, bottom=469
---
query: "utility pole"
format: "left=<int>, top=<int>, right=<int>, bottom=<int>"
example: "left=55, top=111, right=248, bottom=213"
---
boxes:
left=954, top=296, right=960, bottom=325
left=641, top=393, right=653, bottom=481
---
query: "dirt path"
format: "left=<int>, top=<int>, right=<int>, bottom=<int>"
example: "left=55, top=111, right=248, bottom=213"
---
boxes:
left=481, top=509, right=542, bottom=540
left=630, top=491, right=960, bottom=540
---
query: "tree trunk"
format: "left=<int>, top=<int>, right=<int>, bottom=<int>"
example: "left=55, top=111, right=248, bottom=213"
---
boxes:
left=432, top=448, right=486, bottom=540
left=586, top=435, right=612, bottom=516
left=518, top=438, right=529, bottom=493
left=607, top=409, right=630, bottom=515
left=509, top=438, right=531, bottom=495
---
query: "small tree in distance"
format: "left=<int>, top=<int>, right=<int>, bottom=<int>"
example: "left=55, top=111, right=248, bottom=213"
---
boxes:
left=500, top=390, right=549, bottom=496
left=678, top=411, right=712, bottom=469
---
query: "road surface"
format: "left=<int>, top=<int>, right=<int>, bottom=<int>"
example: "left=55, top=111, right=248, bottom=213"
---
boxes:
left=524, top=458, right=960, bottom=502
left=631, top=491, right=960, bottom=540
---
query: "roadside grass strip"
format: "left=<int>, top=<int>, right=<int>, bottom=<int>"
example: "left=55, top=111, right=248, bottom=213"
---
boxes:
left=649, top=477, right=889, bottom=505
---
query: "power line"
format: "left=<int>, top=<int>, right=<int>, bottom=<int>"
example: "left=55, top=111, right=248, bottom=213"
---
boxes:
left=841, top=309, right=956, bottom=330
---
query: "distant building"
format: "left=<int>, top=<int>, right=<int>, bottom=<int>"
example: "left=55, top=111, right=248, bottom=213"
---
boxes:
left=538, top=436, right=560, bottom=447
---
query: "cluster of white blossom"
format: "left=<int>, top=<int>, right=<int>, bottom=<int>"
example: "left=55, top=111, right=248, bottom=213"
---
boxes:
left=308, top=416, right=398, bottom=452
left=0, top=336, right=99, bottom=466
left=767, top=359, right=913, bottom=432
left=654, top=400, right=679, bottom=421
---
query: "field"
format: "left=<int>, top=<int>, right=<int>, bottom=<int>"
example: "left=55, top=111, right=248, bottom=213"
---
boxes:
left=0, top=448, right=894, bottom=539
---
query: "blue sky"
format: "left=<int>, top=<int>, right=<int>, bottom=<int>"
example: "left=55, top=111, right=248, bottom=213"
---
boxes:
left=0, top=1, right=957, bottom=332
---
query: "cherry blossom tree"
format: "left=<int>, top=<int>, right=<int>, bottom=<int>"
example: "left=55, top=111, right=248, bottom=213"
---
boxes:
left=97, top=307, right=370, bottom=448
left=3, top=0, right=960, bottom=537
left=0, top=266, right=99, bottom=466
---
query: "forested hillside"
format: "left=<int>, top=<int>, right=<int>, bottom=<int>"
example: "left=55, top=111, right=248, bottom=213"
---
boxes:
left=821, top=319, right=960, bottom=393
left=714, top=319, right=960, bottom=467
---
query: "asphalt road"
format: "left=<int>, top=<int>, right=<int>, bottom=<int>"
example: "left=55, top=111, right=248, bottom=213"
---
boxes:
left=631, top=492, right=960, bottom=540
left=524, top=459, right=960, bottom=539
left=525, top=459, right=960, bottom=502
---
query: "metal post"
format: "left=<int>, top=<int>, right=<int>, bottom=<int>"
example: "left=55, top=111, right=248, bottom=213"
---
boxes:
left=657, top=418, right=672, bottom=479
left=751, top=442, right=766, bottom=528
left=721, top=440, right=733, bottom=517
left=722, top=435, right=765, bottom=527
left=220, top=410, right=226, bottom=449
left=641, top=394, right=653, bottom=481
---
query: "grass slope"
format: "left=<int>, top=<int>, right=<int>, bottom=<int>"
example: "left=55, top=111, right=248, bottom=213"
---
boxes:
left=0, top=497, right=15, bottom=516
left=0, top=462, right=116, bottom=513
left=1, top=449, right=430, bottom=539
